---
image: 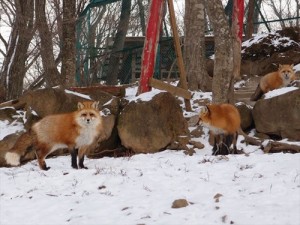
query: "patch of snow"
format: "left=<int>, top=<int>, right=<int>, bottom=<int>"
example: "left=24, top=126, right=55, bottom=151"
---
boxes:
left=264, top=87, right=298, bottom=99
left=65, top=89, right=91, bottom=100
left=0, top=120, right=24, bottom=141
left=294, top=63, right=300, bottom=72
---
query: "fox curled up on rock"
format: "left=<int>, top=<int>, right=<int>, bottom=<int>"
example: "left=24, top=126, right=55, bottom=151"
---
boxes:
left=250, top=64, right=296, bottom=101
left=5, top=101, right=103, bottom=170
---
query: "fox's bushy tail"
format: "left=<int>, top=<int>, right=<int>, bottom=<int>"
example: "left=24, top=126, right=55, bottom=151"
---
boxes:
left=250, top=84, right=264, bottom=101
left=5, top=131, right=34, bottom=166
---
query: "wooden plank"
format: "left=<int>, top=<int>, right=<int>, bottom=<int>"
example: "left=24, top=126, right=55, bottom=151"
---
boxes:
left=149, top=78, right=192, bottom=100
left=69, top=85, right=126, bottom=97
left=167, top=0, right=192, bottom=111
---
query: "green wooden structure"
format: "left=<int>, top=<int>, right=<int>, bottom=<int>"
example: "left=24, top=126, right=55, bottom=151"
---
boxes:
left=76, top=0, right=121, bottom=86
left=75, top=0, right=300, bottom=86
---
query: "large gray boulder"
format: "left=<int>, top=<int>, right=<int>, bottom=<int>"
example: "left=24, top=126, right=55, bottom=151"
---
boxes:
left=236, top=102, right=254, bottom=131
left=252, top=89, right=300, bottom=140
left=117, top=92, right=190, bottom=153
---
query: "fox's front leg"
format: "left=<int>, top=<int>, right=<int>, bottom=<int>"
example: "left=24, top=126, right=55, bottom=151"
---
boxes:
left=212, top=133, right=222, bottom=155
left=70, top=148, right=78, bottom=169
left=78, top=147, right=88, bottom=169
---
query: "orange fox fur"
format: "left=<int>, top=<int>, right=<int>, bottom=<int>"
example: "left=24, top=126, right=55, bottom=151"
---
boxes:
left=198, top=103, right=241, bottom=155
left=5, top=101, right=103, bottom=170
left=251, top=64, right=295, bottom=101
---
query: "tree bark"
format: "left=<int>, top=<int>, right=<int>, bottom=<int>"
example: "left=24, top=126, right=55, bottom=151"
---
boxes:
left=106, top=0, right=131, bottom=85
left=184, top=0, right=211, bottom=91
left=61, top=0, right=76, bottom=87
left=35, top=0, right=61, bottom=87
left=0, top=0, right=35, bottom=100
left=205, top=0, right=234, bottom=104
left=245, top=0, right=255, bottom=40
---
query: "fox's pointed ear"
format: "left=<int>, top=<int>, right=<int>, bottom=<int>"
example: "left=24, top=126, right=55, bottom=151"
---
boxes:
left=77, top=102, right=84, bottom=110
left=278, top=64, right=282, bottom=69
left=92, top=101, right=100, bottom=110
left=291, top=64, right=294, bottom=68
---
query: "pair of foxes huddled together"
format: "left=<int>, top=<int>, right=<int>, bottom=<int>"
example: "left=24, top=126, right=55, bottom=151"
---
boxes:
left=5, top=64, right=296, bottom=170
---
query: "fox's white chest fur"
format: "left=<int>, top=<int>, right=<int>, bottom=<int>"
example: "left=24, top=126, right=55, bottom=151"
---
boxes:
left=75, top=125, right=98, bottom=147
left=75, top=117, right=101, bottom=147
left=203, top=122, right=226, bottom=135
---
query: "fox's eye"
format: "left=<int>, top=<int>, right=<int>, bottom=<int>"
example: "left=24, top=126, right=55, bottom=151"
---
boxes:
left=89, top=113, right=95, bottom=117
left=82, top=113, right=87, bottom=117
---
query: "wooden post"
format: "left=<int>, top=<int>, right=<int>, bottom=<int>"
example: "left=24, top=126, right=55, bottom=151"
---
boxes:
left=232, top=0, right=244, bottom=41
left=166, top=0, right=191, bottom=111
left=138, top=0, right=164, bottom=94
left=232, top=0, right=244, bottom=80
left=138, top=0, right=192, bottom=111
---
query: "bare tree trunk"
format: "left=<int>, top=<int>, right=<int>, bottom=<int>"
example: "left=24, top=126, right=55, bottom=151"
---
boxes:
left=61, top=0, right=76, bottom=87
left=205, top=0, right=234, bottom=104
left=0, top=0, right=35, bottom=100
left=245, top=0, right=255, bottom=40
left=137, top=0, right=146, bottom=36
left=296, top=0, right=300, bottom=27
left=106, top=0, right=131, bottom=85
left=253, top=0, right=262, bottom=33
left=184, top=0, right=211, bottom=91
left=35, top=0, right=61, bottom=87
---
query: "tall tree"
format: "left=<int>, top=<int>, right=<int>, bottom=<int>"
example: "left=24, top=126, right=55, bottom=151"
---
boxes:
left=61, top=0, right=76, bottom=87
left=245, top=0, right=255, bottom=40
left=184, top=0, right=211, bottom=91
left=205, top=0, right=234, bottom=103
left=106, top=0, right=131, bottom=85
left=0, top=0, right=35, bottom=99
left=35, top=0, right=61, bottom=87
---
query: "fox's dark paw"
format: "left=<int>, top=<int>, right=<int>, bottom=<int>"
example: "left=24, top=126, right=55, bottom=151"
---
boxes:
left=79, top=166, right=88, bottom=169
left=42, top=166, right=50, bottom=171
left=72, top=164, right=78, bottom=169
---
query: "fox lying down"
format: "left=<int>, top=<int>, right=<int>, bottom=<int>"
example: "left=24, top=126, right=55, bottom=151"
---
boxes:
left=251, top=64, right=296, bottom=101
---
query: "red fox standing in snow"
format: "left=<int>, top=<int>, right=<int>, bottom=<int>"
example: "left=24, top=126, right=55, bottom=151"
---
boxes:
left=5, top=101, right=103, bottom=170
left=197, top=103, right=241, bottom=155
left=250, top=64, right=296, bottom=101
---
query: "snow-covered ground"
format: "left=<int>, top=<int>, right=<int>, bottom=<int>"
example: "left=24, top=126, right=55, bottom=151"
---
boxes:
left=1, top=85, right=300, bottom=225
